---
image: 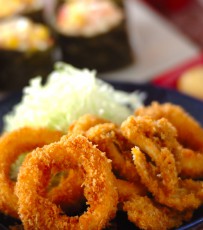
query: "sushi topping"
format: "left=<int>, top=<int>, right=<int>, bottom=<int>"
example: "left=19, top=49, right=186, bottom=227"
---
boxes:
left=0, top=0, right=23, bottom=18
left=0, top=0, right=43, bottom=18
left=0, top=17, right=53, bottom=51
left=56, top=0, right=124, bottom=37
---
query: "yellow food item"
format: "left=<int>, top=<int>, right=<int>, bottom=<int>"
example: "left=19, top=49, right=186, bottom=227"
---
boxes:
left=177, top=66, right=203, bottom=100
left=0, top=0, right=22, bottom=18
left=0, top=17, right=52, bottom=51
left=0, top=0, right=42, bottom=18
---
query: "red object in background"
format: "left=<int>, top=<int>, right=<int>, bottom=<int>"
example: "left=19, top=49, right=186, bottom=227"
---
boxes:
left=152, top=53, right=203, bottom=89
left=142, top=0, right=203, bottom=49
left=143, top=0, right=191, bottom=12
left=163, top=0, right=190, bottom=11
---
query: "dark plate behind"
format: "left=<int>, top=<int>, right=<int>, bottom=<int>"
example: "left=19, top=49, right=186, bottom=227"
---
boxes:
left=0, top=82, right=203, bottom=229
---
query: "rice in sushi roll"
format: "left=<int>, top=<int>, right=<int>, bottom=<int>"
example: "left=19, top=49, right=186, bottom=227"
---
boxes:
left=0, top=17, right=55, bottom=90
left=50, top=0, right=134, bottom=73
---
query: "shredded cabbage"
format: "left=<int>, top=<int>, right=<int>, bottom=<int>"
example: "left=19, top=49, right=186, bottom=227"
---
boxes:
left=3, top=63, right=144, bottom=132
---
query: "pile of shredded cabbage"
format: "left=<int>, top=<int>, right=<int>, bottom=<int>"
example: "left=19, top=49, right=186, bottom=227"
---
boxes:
left=3, top=63, right=144, bottom=132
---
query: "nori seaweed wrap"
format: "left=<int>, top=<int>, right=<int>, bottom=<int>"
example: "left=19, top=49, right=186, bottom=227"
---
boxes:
left=0, top=17, right=55, bottom=91
left=112, top=0, right=124, bottom=8
left=48, top=0, right=134, bottom=73
left=21, top=7, right=44, bottom=23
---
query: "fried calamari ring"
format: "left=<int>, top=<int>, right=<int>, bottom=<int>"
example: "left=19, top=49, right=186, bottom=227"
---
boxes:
left=135, top=102, right=203, bottom=151
left=121, top=115, right=181, bottom=182
left=116, top=179, right=191, bottom=229
left=68, top=114, right=139, bottom=182
left=131, top=146, right=202, bottom=211
left=0, top=127, right=63, bottom=218
left=121, top=116, right=203, bottom=211
left=86, top=123, right=139, bottom=182
left=180, top=148, right=203, bottom=179
left=115, top=178, right=185, bottom=230
left=116, top=179, right=147, bottom=202
left=68, top=114, right=108, bottom=135
left=123, top=194, right=192, bottom=230
left=15, top=135, right=118, bottom=230
left=47, top=169, right=86, bottom=216
left=122, top=113, right=203, bottom=179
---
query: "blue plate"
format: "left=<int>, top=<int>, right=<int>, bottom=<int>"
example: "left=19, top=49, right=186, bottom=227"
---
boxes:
left=0, top=82, right=203, bottom=229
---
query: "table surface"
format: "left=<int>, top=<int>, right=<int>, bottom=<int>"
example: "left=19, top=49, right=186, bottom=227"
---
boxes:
left=99, top=0, right=200, bottom=83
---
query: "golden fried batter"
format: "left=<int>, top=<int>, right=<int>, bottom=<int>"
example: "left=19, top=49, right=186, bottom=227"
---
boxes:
left=123, top=195, right=192, bottom=230
left=0, top=127, right=63, bottom=218
left=121, top=116, right=203, bottom=211
left=68, top=114, right=108, bottom=135
left=180, top=148, right=203, bottom=179
left=86, top=123, right=139, bottom=182
left=15, top=135, right=118, bottom=230
left=135, top=102, right=203, bottom=151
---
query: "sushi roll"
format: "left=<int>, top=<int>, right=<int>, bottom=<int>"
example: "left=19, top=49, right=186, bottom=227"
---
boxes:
left=0, top=17, right=55, bottom=91
left=48, top=0, right=134, bottom=73
left=0, top=0, right=45, bottom=23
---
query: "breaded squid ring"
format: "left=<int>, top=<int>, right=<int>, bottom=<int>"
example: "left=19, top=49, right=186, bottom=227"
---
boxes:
left=86, top=123, right=139, bottom=182
left=116, top=178, right=192, bottom=229
left=123, top=194, right=192, bottom=230
left=135, top=102, right=203, bottom=152
left=15, top=135, right=118, bottom=230
left=47, top=169, right=86, bottom=216
left=121, top=114, right=203, bottom=180
left=121, top=116, right=203, bottom=211
left=69, top=114, right=139, bottom=182
left=132, top=147, right=202, bottom=211
left=116, top=178, right=147, bottom=202
left=180, top=148, right=203, bottom=179
left=0, top=127, right=63, bottom=218
left=121, top=115, right=181, bottom=183
left=68, top=114, right=108, bottom=135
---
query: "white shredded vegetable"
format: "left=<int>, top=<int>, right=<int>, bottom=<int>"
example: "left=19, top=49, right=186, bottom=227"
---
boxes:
left=3, top=62, right=144, bottom=132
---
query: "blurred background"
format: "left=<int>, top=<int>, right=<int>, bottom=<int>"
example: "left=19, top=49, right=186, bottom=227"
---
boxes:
left=143, top=0, right=203, bottom=48
left=0, top=0, right=203, bottom=100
